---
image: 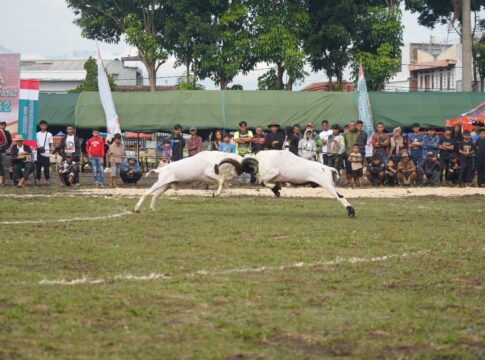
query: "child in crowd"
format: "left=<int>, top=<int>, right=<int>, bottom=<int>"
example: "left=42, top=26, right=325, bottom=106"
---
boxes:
left=458, top=130, right=475, bottom=187
left=219, top=134, right=235, bottom=153
left=385, top=159, right=398, bottom=186
left=348, top=144, right=363, bottom=187
left=159, top=138, right=172, bottom=166
left=107, top=133, right=125, bottom=187
left=446, top=153, right=460, bottom=185
left=85, top=129, right=105, bottom=188
left=58, top=154, right=78, bottom=186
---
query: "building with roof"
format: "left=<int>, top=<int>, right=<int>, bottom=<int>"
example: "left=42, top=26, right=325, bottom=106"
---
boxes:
left=385, top=42, right=465, bottom=92
left=301, top=81, right=355, bottom=92
left=20, top=59, right=143, bottom=93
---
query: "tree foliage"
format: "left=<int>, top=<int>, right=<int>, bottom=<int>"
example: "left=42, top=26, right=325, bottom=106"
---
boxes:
left=69, top=57, right=117, bottom=93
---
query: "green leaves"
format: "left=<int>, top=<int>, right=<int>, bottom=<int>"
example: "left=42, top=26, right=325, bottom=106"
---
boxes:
left=69, top=57, right=117, bottom=93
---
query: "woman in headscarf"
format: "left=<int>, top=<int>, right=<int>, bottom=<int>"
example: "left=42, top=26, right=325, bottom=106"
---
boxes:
left=388, top=127, right=407, bottom=162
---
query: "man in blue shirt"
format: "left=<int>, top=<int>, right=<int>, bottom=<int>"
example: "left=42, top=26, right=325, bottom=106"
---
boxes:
left=408, top=123, right=424, bottom=182
left=220, top=134, right=235, bottom=153
left=422, top=126, right=440, bottom=159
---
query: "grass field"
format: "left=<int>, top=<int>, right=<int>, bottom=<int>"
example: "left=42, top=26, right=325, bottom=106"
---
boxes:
left=0, top=191, right=484, bottom=359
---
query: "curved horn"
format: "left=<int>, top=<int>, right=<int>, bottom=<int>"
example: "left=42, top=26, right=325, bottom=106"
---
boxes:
left=218, top=158, right=242, bottom=175
left=241, top=158, right=259, bottom=174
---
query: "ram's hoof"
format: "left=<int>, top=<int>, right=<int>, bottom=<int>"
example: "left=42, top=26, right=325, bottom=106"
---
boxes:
left=347, top=206, right=355, bottom=218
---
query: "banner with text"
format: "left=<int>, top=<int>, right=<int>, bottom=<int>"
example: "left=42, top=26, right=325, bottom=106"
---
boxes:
left=0, top=53, right=20, bottom=136
left=18, top=79, right=40, bottom=145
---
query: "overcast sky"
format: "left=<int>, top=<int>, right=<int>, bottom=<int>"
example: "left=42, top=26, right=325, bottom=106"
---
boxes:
left=0, top=0, right=462, bottom=90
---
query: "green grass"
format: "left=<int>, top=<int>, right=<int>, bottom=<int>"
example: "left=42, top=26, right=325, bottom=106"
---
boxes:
left=0, top=192, right=484, bottom=359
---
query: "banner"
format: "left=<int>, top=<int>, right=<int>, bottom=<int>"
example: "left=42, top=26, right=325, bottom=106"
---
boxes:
left=0, top=53, right=20, bottom=136
left=97, top=46, right=121, bottom=142
left=18, top=79, right=40, bottom=145
left=357, top=64, right=374, bottom=158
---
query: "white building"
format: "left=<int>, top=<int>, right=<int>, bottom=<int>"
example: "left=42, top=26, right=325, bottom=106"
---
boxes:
left=20, top=59, right=143, bottom=93
left=385, top=42, right=464, bottom=92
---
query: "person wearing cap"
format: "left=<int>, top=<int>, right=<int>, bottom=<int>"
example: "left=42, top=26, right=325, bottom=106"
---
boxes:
left=397, top=152, right=416, bottom=186
left=0, top=121, right=12, bottom=186
left=168, top=124, right=185, bottom=161
left=234, top=121, right=253, bottom=156
left=305, top=122, right=319, bottom=142
left=475, top=127, right=485, bottom=187
left=326, top=124, right=345, bottom=173
left=438, top=128, right=456, bottom=184
left=471, top=120, right=482, bottom=142
left=11, top=135, right=34, bottom=188
left=343, top=121, right=360, bottom=183
left=187, top=127, right=203, bottom=157
left=317, top=120, right=332, bottom=164
left=458, top=130, right=476, bottom=186
left=35, top=120, right=53, bottom=185
left=58, top=154, right=79, bottom=187
left=422, top=126, right=440, bottom=160
left=418, top=151, right=440, bottom=186
left=408, top=123, right=424, bottom=180
left=265, top=121, right=285, bottom=150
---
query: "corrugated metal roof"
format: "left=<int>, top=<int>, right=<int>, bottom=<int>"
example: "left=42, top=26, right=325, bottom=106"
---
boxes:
left=20, top=59, right=87, bottom=71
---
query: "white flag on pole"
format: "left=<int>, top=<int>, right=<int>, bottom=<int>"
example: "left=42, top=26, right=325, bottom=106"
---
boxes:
left=357, top=64, right=375, bottom=158
left=96, top=45, right=121, bottom=142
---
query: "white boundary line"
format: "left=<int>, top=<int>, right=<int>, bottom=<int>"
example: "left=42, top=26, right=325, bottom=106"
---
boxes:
left=38, top=250, right=429, bottom=286
left=0, top=210, right=132, bottom=225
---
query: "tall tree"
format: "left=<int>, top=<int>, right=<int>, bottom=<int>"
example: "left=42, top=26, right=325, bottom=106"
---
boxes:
left=66, top=0, right=169, bottom=91
left=69, top=57, right=117, bottom=93
left=252, top=0, right=309, bottom=90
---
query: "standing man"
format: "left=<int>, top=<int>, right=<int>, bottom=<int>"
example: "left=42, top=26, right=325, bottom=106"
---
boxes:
left=438, top=128, right=456, bottom=184
left=318, top=120, right=332, bottom=164
left=187, top=127, right=203, bottom=157
left=343, top=121, right=360, bottom=184
left=326, top=124, right=345, bottom=173
left=35, top=120, right=53, bottom=185
left=169, top=124, right=186, bottom=162
left=356, top=120, right=368, bottom=160
left=265, top=122, right=285, bottom=150
left=288, top=124, right=302, bottom=156
left=458, top=130, right=476, bottom=187
left=476, top=127, right=485, bottom=187
left=85, top=129, right=105, bottom=188
left=234, top=121, right=253, bottom=156
left=0, top=121, right=12, bottom=186
left=408, top=122, right=424, bottom=182
left=251, top=126, right=266, bottom=154
left=422, top=126, right=440, bottom=159
left=371, top=122, right=390, bottom=164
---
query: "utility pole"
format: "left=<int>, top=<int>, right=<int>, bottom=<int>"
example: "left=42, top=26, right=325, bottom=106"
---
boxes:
left=462, top=0, right=472, bottom=91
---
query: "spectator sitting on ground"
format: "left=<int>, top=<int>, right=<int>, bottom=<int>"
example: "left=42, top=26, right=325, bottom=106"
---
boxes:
left=11, top=135, right=34, bottom=188
left=158, top=138, right=172, bottom=166
left=446, top=153, right=460, bottom=185
left=0, top=120, right=12, bottom=186
left=348, top=144, right=363, bottom=187
left=422, top=126, right=440, bottom=159
left=120, top=158, right=142, bottom=185
left=298, top=129, right=317, bottom=160
left=59, top=154, right=78, bottom=186
left=326, top=124, right=345, bottom=174
left=385, top=159, right=398, bottom=186
left=397, top=152, right=416, bottom=186
left=107, top=133, right=125, bottom=187
left=366, top=155, right=385, bottom=186
left=220, top=134, right=235, bottom=153
left=418, top=152, right=440, bottom=186
left=251, top=126, right=266, bottom=154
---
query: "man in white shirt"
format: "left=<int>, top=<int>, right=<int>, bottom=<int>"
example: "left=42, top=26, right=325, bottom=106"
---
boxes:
left=36, top=120, right=53, bottom=185
left=318, top=120, right=332, bottom=165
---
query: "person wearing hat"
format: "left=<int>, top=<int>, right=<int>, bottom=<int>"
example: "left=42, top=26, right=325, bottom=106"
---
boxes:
left=58, top=153, right=79, bottom=187
left=326, top=124, right=345, bottom=173
left=187, top=127, right=203, bottom=157
left=265, top=121, right=285, bottom=150
left=0, top=121, right=12, bottom=185
left=234, top=121, right=253, bottom=156
left=305, top=122, right=319, bottom=143
left=475, top=127, right=485, bottom=187
left=10, top=135, right=34, bottom=188
left=458, top=130, right=476, bottom=186
left=168, top=124, right=186, bottom=161
left=422, top=126, right=440, bottom=160
left=418, top=151, right=440, bottom=186
left=397, top=152, right=416, bottom=186
left=471, top=120, right=482, bottom=142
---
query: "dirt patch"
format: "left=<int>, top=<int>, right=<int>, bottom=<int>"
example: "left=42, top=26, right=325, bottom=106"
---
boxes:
left=70, top=186, right=485, bottom=199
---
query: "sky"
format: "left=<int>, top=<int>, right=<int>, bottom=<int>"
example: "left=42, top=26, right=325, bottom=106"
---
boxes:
left=0, top=0, right=463, bottom=90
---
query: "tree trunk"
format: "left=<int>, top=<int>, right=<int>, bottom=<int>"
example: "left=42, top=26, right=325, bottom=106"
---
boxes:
left=219, top=73, right=228, bottom=90
left=481, top=78, right=484, bottom=92
left=186, top=61, right=190, bottom=84
left=276, top=63, right=284, bottom=90
left=462, top=0, right=472, bottom=91
left=144, top=60, right=157, bottom=91
left=472, top=42, right=478, bottom=91
left=287, top=73, right=293, bottom=91
left=328, top=76, right=333, bottom=91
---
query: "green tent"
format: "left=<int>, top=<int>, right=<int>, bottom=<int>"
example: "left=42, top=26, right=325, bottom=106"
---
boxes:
left=38, top=93, right=78, bottom=127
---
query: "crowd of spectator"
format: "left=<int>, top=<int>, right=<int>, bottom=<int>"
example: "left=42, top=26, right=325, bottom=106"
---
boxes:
left=0, top=118, right=484, bottom=189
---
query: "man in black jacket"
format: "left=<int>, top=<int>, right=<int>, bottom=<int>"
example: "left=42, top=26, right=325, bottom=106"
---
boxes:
left=288, top=124, right=302, bottom=155
left=0, top=121, right=12, bottom=185
left=265, top=122, right=285, bottom=150
left=169, top=124, right=186, bottom=161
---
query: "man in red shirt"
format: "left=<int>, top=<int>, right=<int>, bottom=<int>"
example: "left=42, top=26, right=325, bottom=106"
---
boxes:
left=187, top=127, right=203, bottom=156
left=85, top=129, right=105, bottom=187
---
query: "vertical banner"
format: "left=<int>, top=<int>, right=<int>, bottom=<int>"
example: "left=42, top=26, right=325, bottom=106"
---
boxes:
left=18, top=79, right=40, bottom=146
left=0, top=53, right=20, bottom=136
left=97, top=46, right=121, bottom=142
left=357, top=64, right=375, bottom=158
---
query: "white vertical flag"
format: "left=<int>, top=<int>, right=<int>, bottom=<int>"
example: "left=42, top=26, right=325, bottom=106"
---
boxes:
left=357, top=64, right=375, bottom=158
left=96, top=45, right=121, bottom=142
